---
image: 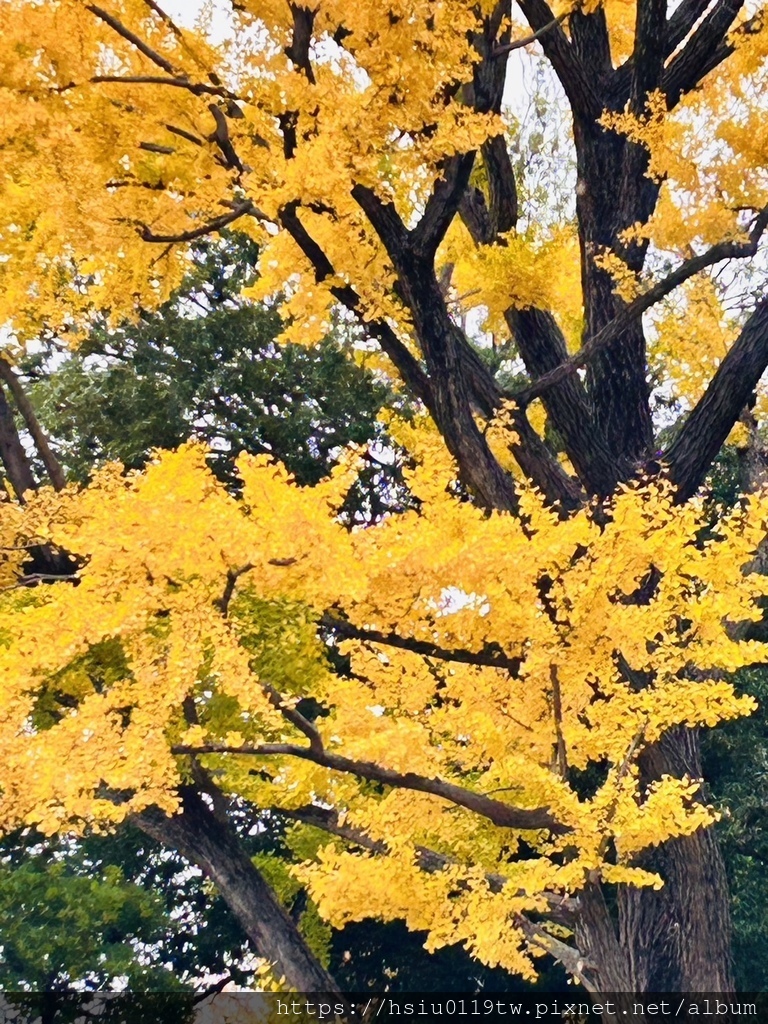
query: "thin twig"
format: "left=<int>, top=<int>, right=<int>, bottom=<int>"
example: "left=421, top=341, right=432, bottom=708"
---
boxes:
left=493, top=13, right=569, bottom=57
left=140, top=0, right=185, bottom=41
left=91, top=74, right=241, bottom=101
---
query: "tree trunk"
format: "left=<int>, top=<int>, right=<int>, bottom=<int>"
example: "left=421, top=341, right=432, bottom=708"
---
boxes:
left=135, top=787, right=344, bottom=995
left=618, top=728, right=734, bottom=992
left=0, top=383, right=36, bottom=501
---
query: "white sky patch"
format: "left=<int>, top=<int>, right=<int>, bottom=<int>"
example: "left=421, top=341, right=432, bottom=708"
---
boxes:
left=160, top=0, right=234, bottom=40
left=428, top=587, right=491, bottom=618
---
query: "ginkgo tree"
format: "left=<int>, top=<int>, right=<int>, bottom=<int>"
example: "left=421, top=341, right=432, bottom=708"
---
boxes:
left=1, top=0, right=768, bottom=1000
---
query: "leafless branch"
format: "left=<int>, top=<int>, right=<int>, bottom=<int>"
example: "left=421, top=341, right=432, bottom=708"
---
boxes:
left=320, top=612, right=522, bottom=675
left=91, top=74, right=241, bottom=101
left=165, top=123, right=205, bottom=146
left=1, top=572, right=79, bottom=593
left=516, top=915, right=596, bottom=991
left=137, top=202, right=258, bottom=243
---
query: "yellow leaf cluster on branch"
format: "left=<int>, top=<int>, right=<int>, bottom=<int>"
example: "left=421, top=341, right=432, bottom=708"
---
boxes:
left=0, top=441, right=764, bottom=974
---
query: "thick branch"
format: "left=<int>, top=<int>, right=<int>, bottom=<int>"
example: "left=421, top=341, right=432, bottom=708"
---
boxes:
left=0, top=359, right=65, bottom=491
left=135, top=788, right=343, bottom=993
left=663, top=0, right=745, bottom=105
left=665, top=297, right=768, bottom=500
left=506, top=308, right=622, bottom=495
left=515, top=0, right=601, bottom=117
left=285, top=194, right=573, bottom=507
left=285, top=4, right=317, bottom=84
left=665, top=0, right=715, bottom=53
left=278, top=202, right=435, bottom=412
left=412, top=153, right=476, bottom=260
left=506, top=408, right=586, bottom=511
left=207, top=103, right=244, bottom=171
left=172, top=740, right=566, bottom=833
left=631, top=0, right=667, bottom=112
left=351, top=186, right=521, bottom=512
left=0, top=384, right=36, bottom=501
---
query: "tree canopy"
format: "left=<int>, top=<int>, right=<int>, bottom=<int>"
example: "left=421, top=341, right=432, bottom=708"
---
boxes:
left=1, top=0, right=768, bottom=1001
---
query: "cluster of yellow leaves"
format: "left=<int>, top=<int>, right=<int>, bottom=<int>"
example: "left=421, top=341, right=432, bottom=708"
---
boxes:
left=648, top=276, right=738, bottom=409
left=1, top=0, right=767, bottom=420
left=0, top=0, right=501, bottom=338
left=0, top=435, right=766, bottom=975
left=440, top=221, right=583, bottom=342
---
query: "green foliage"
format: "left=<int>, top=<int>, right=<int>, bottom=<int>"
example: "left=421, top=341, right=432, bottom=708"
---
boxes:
left=704, top=665, right=768, bottom=991
left=0, top=835, right=172, bottom=991
left=22, top=236, right=389, bottom=492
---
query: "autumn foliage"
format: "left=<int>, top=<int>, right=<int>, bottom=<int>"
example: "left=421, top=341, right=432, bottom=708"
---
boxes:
left=1, top=0, right=768, bottom=998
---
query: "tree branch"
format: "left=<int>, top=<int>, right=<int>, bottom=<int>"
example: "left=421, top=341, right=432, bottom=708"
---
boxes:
left=135, top=787, right=344, bottom=993
left=90, top=74, right=241, bottom=101
left=320, top=612, right=523, bottom=674
left=515, top=0, right=601, bottom=117
left=277, top=201, right=435, bottom=413
left=274, top=803, right=577, bottom=920
left=138, top=202, right=259, bottom=243
left=412, top=152, right=476, bottom=260
left=0, top=383, right=36, bottom=502
left=86, top=4, right=181, bottom=77
left=0, top=359, right=66, bottom=491
left=140, top=0, right=185, bottom=42
left=171, top=739, right=566, bottom=833
left=214, top=563, right=254, bottom=616
left=207, top=103, right=245, bottom=171
left=285, top=4, right=317, bottom=84
left=665, top=297, right=768, bottom=500
left=516, top=206, right=768, bottom=408
left=630, top=0, right=667, bottom=113
left=663, top=0, right=745, bottom=105
left=665, top=0, right=715, bottom=53
left=506, top=308, right=622, bottom=495
left=492, top=13, right=568, bottom=56
left=262, top=682, right=324, bottom=754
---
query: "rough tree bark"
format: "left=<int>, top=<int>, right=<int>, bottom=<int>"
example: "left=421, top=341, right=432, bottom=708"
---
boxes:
left=135, top=787, right=344, bottom=995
